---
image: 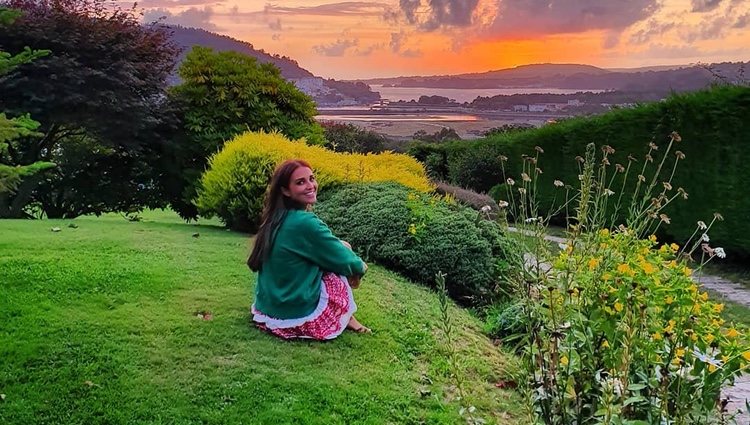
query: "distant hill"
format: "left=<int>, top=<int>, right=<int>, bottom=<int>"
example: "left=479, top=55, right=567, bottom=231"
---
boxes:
left=167, top=26, right=379, bottom=106
left=361, top=62, right=748, bottom=93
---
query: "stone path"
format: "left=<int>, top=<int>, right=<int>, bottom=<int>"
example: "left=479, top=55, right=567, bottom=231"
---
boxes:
left=511, top=227, right=750, bottom=421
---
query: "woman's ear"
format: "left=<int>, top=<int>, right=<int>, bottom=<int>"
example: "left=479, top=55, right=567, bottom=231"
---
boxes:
left=281, top=186, right=291, bottom=198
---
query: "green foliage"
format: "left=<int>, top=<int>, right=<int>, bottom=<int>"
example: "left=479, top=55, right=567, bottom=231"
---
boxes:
left=0, top=0, right=178, bottom=218
left=315, top=182, right=520, bottom=306
left=410, top=86, right=750, bottom=259
left=412, top=127, right=461, bottom=143
left=166, top=46, right=325, bottom=219
left=172, top=46, right=323, bottom=148
left=320, top=122, right=385, bottom=153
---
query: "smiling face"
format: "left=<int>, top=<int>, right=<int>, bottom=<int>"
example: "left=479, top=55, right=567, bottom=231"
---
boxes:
left=281, top=166, right=318, bottom=206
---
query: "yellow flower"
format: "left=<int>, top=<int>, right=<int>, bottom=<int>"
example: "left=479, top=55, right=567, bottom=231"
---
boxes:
left=713, top=303, right=725, bottom=313
left=602, top=273, right=612, bottom=281
left=675, top=348, right=686, bottom=358
left=683, top=266, right=692, bottom=277
left=691, top=304, right=701, bottom=314
left=726, top=328, right=740, bottom=339
left=641, top=261, right=656, bottom=275
left=652, top=332, right=663, bottom=341
left=709, top=364, right=717, bottom=373
left=689, top=284, right=698, bottom=294
left=691, top=333, right=698, bottom=342
left=667, top=260, right=677, bottom=269
left=670, top=243, right=679, bottom=252
left=588, top=257, right=601, bottom=270
left=408, top=223, right=417, bottom=235
left=722, top=355, right=729, bottom=363
left=699, top=292, right=709, bottom=302
left=649, top=234, right=657, bottom=243
left=560, top=355, right=569, bottom=366
left=705, top=334, right=715, bottom=344
left=599, top=229, right=610, bottom=237
left=614, top=302, right=624, bottom=313
left=601, top=340, right=610, bottom=348
left=665, top=296, right=674, bottom=305
left=742, top=351, right=750, bottom=362
left=617, top=263, right=633, bottom=276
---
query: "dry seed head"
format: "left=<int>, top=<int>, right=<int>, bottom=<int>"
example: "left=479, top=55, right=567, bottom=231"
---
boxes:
left=615, top=163, right=625, bottom=173
left=605, top=189, right=615, bottom=196
left=628, top=154, right=638, bottom=162
left=671, top=131, right=682, bottom=142
left=506, top=178, right=515, bottom=186
left=535, top=167, right=543, bottom=174
left=498, top=200, right=509, bottom=208
left=697, top=220, right=707, bottom=230
left=714, top=212, right=724, bottom=221
left=499, top=155, right=508, bottom=162
left=649, top=142, right=659, bottom=151
left=575, top=156, right=585, bottom=163
left=602, top=157, right=610, bottom=166
left=638, top=174, right=646, bottom=182
left=554, top=180, right=564, bottom=187
left=602, top=145, right=615, bottom=155
left=675, top=150, right=686, bottom=160
left=518, top=187, right=527, bottom=195
left=645, top=154, right=654, bottom=163
left=662, top=182, right=673, bottom=191
left=535, top=146, right=544, bottom=153
left=521, top=172, right=531, bottom=182
left=660, top=213, right=671, bottom=224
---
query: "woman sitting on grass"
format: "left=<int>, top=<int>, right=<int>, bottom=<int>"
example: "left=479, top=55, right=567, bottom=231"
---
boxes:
left=247, top=159, right=370, bottom=340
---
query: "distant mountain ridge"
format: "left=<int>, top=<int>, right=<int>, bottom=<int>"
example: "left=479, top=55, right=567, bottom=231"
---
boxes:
left=361, top=62, right=748, bottom=93
left=167, top=26, right=378, bottom=106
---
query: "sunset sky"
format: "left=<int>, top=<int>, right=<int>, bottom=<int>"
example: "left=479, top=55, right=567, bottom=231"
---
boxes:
left=129, top=0, right=750, bottom=79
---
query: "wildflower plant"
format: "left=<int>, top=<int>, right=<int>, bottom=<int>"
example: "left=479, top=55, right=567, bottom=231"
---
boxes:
left=495, top=134, right=749, bottom=424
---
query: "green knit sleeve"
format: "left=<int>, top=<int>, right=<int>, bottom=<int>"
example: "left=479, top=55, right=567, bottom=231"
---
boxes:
left=296, top=212, right=366, bottom=276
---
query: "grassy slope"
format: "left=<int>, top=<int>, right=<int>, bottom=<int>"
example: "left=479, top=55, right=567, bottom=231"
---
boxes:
left=0, top=210, right=522, bottom=424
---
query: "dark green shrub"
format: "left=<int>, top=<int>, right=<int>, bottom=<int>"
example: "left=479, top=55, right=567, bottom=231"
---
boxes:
left=315, top=182, right=520, bottom=306
left=410, top=86, right=750, bottom=260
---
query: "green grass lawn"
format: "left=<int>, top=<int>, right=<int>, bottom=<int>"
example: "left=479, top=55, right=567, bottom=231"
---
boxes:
left=0, top=210, right=522, bottom=424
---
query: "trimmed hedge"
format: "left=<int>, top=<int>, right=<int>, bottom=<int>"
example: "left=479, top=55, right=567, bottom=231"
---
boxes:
left=314, top=182, right=520, bottom=306
left=196, top=131, right=432, bottom=231
left=410, top=85, right=750, bottom=259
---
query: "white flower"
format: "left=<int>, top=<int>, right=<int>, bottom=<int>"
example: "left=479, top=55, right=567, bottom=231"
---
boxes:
left=701, top=233, right=710, bottom=242
left=558, top=243, right=568, bottom=251
left=497, top=200, right=509, bottom=208
left=604, top=189, right=615, bottom=196
left=525, top=217, right=538, bottom=223
left=714, top=247, right=726, bottom=258
left=518, top=187, right=527, bottom=195
left=481, top=205, right=491, bottom=213
left=554, top=180, right=564, bottom=187
left=693, top=348, right=722, bottom=367
left=506, top=178, right=515, bottom=186
left=697, top=220, right=707, bottom=230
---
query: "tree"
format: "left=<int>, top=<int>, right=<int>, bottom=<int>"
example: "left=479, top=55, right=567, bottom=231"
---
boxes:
left=0, top=0, right=180, bottom=218
left=320, top=122, right=384, bottom=153
left=0, top=6, right=54, bottom=217
left=166, top=46, right=324, bottom=219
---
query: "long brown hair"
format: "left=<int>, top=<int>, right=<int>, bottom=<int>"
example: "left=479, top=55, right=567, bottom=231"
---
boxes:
left=247, top=159, right=312, bottom=271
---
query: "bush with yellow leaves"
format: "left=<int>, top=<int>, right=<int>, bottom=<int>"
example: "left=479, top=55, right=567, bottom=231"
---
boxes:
left=195, top=131, right=433, bottom=231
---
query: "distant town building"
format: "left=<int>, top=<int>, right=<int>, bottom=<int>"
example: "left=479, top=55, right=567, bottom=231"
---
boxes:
left=529, top=103, right=566, bottom=112
left=567, top=99, right=582, bottom=106
left=513, top=104, right=529, bottom=112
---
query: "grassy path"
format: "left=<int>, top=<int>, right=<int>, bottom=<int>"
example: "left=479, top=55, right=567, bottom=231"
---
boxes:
left=0, top=211, right=521, bottom=424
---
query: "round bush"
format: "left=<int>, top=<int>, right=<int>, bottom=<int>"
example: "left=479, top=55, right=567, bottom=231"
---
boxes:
left=315, top=182, right=520, bottom=306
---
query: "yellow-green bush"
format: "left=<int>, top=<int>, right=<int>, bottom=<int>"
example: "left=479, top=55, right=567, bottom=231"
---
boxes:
left=196, top=131, right=433, bottom=230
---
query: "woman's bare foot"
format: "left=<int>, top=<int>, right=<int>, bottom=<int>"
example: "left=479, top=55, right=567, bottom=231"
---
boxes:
left=347, top=316, right=371, bottom=333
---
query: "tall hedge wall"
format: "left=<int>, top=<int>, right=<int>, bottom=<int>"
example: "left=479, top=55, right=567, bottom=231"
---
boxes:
left=410, top=86, right=750, bottom=260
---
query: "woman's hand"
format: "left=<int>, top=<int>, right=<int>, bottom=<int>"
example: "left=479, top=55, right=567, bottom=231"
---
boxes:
left=340, top=240, right=352, bottom=250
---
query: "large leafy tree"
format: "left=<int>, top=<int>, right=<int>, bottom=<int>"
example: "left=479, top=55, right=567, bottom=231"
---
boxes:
left=0, top=0, right=179, bottom=218
left=166, top=46, right=324, bottom=219
left=0, top=6, right=54, bottom=217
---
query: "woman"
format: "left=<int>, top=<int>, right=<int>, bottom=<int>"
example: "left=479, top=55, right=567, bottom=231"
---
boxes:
left=247, top=159, right=370, bottom=340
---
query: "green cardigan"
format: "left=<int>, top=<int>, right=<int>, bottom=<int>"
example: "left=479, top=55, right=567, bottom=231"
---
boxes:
left=254, top=209, right=366, bottom=320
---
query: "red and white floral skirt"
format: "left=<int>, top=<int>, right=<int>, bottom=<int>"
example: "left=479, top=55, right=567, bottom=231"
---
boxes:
left=251, top=273, right=356, bottom=340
